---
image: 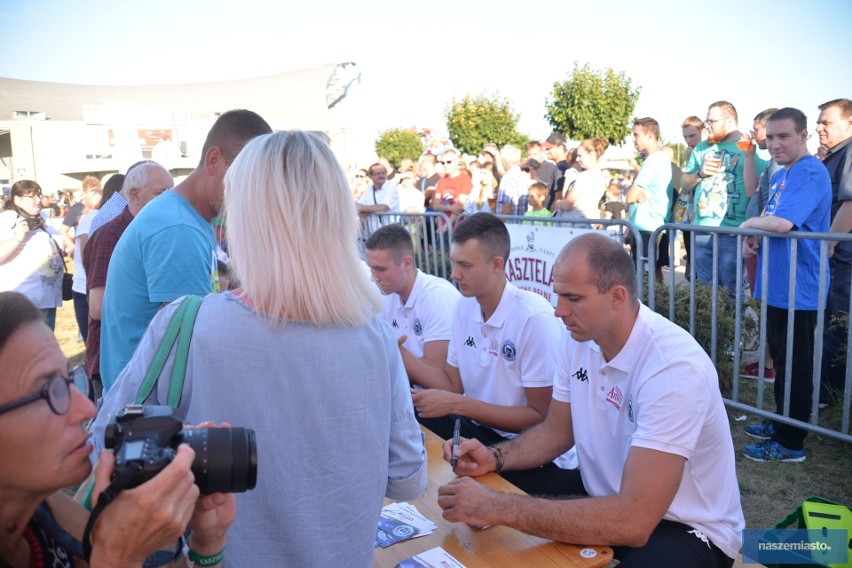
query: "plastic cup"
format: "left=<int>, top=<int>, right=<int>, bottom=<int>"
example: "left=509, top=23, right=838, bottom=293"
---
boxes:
left=736, top=139, right=753, bottom=152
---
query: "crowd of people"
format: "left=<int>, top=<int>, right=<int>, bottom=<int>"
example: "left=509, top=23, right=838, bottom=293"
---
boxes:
left=0, top=96, right=849, bottom=567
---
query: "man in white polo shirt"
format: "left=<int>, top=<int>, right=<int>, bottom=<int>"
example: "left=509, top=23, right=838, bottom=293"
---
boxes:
left=411, top=212, right=577, bottom=496
left=438, top=233, right=744, bottom=567
left=357, top=162, right=399, bottom=234
left=364, top=223, right=461, bottom=388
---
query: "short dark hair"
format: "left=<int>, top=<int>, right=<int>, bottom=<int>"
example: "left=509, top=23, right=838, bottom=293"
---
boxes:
left=199, top=109, right=272, bottom=166
left=558, top=233, right=636, bottom=298
left=0, top=291, right=43, bottom=353
left=633, top=117, right=660, bottom=140
left=100, top=174, right=125, bottom=208
left=452, top=212, right=510, bottom=263
left=5, top=180, right=42, bottom=212
left=819, top=98, right=852, bottom=119
left=753, top=107, right=780, bottom=125
left=768, top=107, right=807, bottom=134
left=368, top=162, right=386, bottom=176
left=365, top=223, right=414, bottom=262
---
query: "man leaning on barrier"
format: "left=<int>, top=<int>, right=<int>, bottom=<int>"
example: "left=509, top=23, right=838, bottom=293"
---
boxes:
left=740, top=107, right=832, bottom=463
left=437, top=233, right=744, bottom=567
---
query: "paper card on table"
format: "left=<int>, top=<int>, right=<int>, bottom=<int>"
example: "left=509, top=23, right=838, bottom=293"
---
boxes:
left=395, top=547, right=467, bottom=568
left=382, top=502, right=437, bottom=533
left=376, top=515, right=421, bottom=548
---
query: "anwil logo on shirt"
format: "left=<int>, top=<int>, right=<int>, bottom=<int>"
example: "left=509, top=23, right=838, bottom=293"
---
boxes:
left=464, top=336, right=477, bottom=348
left=606, top=385, right=623, bottom=411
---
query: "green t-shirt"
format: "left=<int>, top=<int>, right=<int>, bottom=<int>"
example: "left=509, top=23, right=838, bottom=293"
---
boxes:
left=523, top=208, right=552, bottom=226
left=684, top=139, right=746, bottom=227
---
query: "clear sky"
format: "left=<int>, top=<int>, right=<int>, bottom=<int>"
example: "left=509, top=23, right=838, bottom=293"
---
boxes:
left=2, top=0, right=850, bottom=148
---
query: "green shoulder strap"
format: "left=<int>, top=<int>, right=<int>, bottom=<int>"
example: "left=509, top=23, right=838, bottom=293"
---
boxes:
left=134, top=295, right=203, bottom=407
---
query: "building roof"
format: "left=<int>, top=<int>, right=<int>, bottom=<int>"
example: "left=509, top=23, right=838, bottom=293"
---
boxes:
left=0, top=63, right=350, bottom=130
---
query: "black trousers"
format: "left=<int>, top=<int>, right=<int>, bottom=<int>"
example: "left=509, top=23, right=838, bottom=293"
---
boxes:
left=614, top=520, right=734, bottom=568
left=767, top=306, right=817, bottom=451
left=417, top=414, right=585, bottom=497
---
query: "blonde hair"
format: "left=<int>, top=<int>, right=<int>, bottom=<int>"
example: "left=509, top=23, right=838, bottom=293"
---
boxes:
left=224, top=131, right=380, bottom=326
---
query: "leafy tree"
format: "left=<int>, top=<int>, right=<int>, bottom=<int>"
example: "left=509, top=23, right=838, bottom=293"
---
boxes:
left=545, top=62, right=640, bottom=146
left=374, top=128, right=424, bottom=168
left=445, top=94, right=529, bottom=156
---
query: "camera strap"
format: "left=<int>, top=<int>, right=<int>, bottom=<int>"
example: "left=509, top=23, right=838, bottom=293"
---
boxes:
left=135, top=295, right=203, bottom=408
left=82, top=461, right=143, bottom=562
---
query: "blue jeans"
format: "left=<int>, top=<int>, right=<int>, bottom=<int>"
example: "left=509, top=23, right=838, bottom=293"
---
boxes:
left=693, top=233, right=743, bottom=299
left=73, top=291, right=89, bottom=342
left=41, top=308, right=57, bottom=330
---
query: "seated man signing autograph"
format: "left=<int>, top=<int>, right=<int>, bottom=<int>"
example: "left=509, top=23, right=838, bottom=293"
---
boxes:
left=438, top=233, right=744, bottom=568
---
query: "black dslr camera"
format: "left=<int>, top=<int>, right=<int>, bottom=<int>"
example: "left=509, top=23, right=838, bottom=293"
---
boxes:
left=105, top=405, right=257, bottom=494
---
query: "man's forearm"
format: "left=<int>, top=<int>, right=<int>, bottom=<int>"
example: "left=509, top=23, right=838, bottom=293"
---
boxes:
left=358, top=203, right=390, bottom=214
left=741, top=215, right=794, bottom=233
left=401, top=348, right=458, bottom=391
left=490, top=492, right=653, bottom=547
left=682, top=172, right=700, bottom=190
left=743, top=153, right=758, bottom=198
left=830, top=201, right=852, bottom=235
left=456, top=397, right=544, bottom=434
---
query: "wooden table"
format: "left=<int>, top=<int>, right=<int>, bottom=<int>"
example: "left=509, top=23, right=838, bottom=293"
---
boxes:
left=373, top=428, right=613, bottom=568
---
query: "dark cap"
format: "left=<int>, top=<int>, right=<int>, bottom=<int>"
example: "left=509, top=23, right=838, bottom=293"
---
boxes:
left=541, top=131, right=566, bottom=149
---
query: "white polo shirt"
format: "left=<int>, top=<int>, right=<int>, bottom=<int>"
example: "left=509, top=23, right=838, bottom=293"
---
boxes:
left=380, top=270, right=461, bottom=359
left=357, top=182, right=400, bottom=233
left=553, top=304, right=744, bottom=560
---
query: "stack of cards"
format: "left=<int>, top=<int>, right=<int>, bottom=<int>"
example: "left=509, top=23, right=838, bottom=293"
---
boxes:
left=395, top=547, right=467, bottom=568
left=375, top=502, right=437, bottom=548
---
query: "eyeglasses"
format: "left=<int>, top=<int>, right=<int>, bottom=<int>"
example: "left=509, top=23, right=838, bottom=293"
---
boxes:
left=0, top=366, right=86, bottom=416
left=704, top=118, right=724, bottom=126
left=22, top=193, right=42, bottom=200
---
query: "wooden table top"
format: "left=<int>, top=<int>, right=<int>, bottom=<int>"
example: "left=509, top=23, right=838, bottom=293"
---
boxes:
left=373, top=427, right=613, bottom=568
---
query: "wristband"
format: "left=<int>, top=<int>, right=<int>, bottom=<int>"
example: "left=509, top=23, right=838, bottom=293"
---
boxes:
left=489, top=445, right=505, bottom=474
left=187, top=547, right=224, bottom=567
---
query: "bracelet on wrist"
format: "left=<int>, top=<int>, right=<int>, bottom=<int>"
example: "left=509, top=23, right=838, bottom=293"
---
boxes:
left=187, top=546, right=224, bottom=567
left=489, top=445, right=505, bottom=474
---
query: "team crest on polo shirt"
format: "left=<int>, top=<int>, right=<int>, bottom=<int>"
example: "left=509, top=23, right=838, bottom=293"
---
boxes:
left=413, top=318, right=423, bottom=336
left=627, top=394, right=634, bottom=422
left=501, top=339, right=517, bottom=361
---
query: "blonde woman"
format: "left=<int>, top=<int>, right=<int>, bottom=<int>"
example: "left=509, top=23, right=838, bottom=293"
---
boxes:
left=92, top=131, right=426, bottom=567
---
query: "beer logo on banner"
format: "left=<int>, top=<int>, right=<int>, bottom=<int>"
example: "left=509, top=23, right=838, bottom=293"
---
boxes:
left=413, top=318, right=423, bottom=336
left=526, top=231, right=535, bottom=251
left=501, top=339, right=517, bottom=361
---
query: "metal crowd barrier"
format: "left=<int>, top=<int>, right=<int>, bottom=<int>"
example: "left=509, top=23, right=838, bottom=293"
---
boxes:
left=359, top=211, right=454, bottom=280
left=358, top=210, right=852, bottom=443
left=649, top=223, right=852, bottom=443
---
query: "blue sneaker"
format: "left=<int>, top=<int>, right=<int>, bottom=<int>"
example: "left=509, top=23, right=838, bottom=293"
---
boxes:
left=742, top=441, right=805, bottom=463
left=744, top=420, right=775, bottom=440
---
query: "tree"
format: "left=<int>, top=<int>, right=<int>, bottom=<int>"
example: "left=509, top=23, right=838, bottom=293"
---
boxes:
left=445, top=94, right=529, bottom=156
left=374, top=128, right=424, bottom=168
left=545, top=62, right=640, bottom=146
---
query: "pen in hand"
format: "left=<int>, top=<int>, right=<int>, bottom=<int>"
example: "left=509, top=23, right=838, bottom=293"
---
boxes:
left=451, top=418, right=461, bottom=472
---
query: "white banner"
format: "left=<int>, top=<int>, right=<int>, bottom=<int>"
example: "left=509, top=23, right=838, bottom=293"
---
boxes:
left=504, top=223, right=596, bottom=307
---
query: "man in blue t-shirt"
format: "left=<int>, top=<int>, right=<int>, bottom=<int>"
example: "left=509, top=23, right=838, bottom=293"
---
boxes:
left=626, top=117, right=674, bottom=281
left=739, top=108, right=831, bottom=463
left=99, top=110, right=272, bottom=392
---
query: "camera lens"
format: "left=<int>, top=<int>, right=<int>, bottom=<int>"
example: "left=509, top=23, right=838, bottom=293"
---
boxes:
left=180, top=427, right=257, bottom=494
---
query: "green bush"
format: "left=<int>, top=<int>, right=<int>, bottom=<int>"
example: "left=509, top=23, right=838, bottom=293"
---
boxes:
left=445, top=94, right=529, bottom=156
left=647, top=278, right=758, bottom=395
left=374, top=128, right=425, bottom=169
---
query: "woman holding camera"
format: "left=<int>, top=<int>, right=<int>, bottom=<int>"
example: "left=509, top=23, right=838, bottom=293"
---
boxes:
left=0, top=180, right=64, bottom=330
left=0, top=291, right=235, bottom=567
left=93, top=131, right=427, bottom=566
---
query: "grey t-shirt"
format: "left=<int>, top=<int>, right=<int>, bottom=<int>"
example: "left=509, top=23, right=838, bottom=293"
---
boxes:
left=91, top=292, right=426, bottom=567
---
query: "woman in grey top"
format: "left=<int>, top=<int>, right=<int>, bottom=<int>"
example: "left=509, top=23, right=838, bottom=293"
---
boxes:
left=93, top=131, right=427, bottom=567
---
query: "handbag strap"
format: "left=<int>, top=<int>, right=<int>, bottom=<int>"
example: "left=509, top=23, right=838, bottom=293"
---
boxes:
left=134, top=295, right=203, bottom=408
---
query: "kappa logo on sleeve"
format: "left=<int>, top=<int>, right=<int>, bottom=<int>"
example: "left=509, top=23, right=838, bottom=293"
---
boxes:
left=464, top=336, right=477, bottom=348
